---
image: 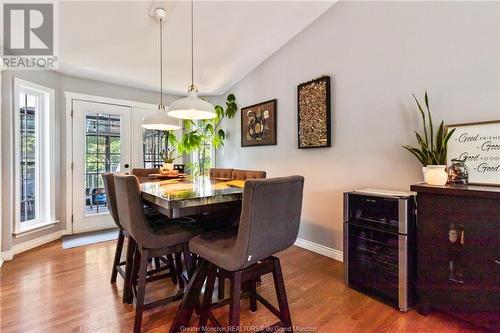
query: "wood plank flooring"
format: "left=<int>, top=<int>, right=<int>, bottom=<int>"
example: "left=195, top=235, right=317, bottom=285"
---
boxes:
left=0, top=240, right=487, bottom=333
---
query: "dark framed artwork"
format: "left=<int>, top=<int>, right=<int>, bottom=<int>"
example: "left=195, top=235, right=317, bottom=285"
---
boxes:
left=241, top=99, right=277, bottom=147
left=297, top=75, right=331, bottom=148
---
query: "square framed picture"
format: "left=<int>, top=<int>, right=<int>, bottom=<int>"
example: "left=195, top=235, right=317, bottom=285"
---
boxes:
left=241, top=99, right=277, bottom=147
left=297, top=76, right=331, bottom=148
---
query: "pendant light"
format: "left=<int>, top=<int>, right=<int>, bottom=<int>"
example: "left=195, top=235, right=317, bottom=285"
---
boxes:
left=142, top=8, right=181, bottom=131
left=168, top=0, right=216, bottom=120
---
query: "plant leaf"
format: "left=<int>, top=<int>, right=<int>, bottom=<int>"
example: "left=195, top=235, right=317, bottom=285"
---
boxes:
left=412, top=93, right=428, bottom=146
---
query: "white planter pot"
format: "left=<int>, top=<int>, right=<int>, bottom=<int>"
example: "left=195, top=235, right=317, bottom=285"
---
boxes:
left=426, top=165, right=448, bottom=185
left=162, top=163, right=174, bottom=172
left=422, top=166, right=429, bottom=183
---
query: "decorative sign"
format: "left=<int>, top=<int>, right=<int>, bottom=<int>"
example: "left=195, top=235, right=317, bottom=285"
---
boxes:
left=447, top=121, right=500, bottom=185
left=241, top=99, right=277, bottom=147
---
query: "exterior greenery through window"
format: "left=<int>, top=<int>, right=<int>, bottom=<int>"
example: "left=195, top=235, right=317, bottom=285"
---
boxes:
left=19, top=93, right=38, bottom=222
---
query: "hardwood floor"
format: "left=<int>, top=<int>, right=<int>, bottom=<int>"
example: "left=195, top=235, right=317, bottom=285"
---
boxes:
left=0, top=239, right=487, bottom=333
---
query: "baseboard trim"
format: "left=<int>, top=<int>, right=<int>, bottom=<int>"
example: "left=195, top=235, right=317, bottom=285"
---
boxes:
left=1, top=250, right=14, bottom=261
left=2, top=229, right=69, bottom=262
left=294, top=237, right=343, bottom=262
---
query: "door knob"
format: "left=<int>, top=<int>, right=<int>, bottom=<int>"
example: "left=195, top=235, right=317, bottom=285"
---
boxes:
left=124, top=164, right=130, bottom=169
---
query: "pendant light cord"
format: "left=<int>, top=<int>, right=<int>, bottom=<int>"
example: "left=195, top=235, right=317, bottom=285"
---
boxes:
left=190, top=0, right=194, bottom=89
left=159, top=17, right=164, bottom=108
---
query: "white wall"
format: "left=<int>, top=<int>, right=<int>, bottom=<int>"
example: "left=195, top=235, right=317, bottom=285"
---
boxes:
left=217, top=1, right=500, bottom=252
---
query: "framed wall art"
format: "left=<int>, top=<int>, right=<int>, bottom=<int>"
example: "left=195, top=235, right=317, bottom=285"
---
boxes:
left=446, top=120, right=500, bottom=185
left=241, top=99, right=277, bottom=147
left=297, top=75, right=331, bottom=149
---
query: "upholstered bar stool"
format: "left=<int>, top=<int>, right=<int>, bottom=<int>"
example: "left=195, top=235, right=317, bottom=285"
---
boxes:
left=170, top=176, right=304, bottom=333
left=102, top=173, right=179, bottom=305
left=114, top=174, right=201, bottom=333
left=132, top=168, right=160, bottom=184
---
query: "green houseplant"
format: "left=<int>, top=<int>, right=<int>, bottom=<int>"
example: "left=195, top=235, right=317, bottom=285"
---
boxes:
left=158, top=131, right=178, bottom=172
left=403, top=91, right=455, bottom=182
left=178, top=94, right=237, bottom=176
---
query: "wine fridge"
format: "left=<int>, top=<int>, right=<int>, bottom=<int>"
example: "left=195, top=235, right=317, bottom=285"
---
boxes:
left=343, top=189, right=416, bottom=312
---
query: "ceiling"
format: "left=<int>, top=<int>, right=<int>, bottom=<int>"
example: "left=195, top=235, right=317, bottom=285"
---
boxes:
left=58, top=1, right=335, bottom=95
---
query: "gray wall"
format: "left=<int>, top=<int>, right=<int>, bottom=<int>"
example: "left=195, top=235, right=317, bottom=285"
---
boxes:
left=217, top=1, right=500, bottom=252
left=1, top=70, right=181, bottom=251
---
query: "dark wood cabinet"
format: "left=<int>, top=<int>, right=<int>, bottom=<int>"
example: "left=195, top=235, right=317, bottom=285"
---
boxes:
left=410, top=184, right=500, bottom=331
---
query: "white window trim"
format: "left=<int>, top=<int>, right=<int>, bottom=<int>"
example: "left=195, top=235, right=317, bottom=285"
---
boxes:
left=13, top=78, right=57, bottom=235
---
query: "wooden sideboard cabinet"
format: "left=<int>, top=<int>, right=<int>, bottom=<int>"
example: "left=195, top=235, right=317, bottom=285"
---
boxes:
left=410, top=184, right=500, bottom=331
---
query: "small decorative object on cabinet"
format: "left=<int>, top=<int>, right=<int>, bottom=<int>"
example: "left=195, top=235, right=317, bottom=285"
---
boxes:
left=410, top=183, right=500, bottom=331
left=241, top=99, right=277, bottom=147
left=446, top=120, right=500, bottom=185
left=343, top=188, right=416, bottom=312
left=297, top=75, right=331, bottom=148
left=447, top=159, right=468, bottom=185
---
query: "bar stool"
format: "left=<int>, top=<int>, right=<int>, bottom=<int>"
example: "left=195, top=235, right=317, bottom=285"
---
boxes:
left=114, top=174, right=201, bottom=333
left=102, top=173, right=179, bottom=304
left=170, top=176, right=304, bottom=333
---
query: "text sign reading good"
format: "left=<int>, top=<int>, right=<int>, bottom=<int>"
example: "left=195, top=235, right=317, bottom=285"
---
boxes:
left=447, top=121, right=500, bottom=185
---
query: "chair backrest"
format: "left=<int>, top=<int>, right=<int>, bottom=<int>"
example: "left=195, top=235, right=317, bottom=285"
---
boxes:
left=113, top=174, right=151, bottom=244
left=231, top=169, right=266, bottom=180
left=101, top=173, right=121, bottom=229
left=132, top=168, right=160, bottom=183
left=173, top=164, right=185, bottom=173
left=233, top=176, right=304, bottom=270
left=209, top=168, right=234, bottom=179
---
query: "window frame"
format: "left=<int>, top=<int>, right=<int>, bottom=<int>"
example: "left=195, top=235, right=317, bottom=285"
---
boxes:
left=13, top=78, right=57, bottom=235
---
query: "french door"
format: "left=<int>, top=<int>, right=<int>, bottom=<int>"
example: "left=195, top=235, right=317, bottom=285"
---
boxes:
left=72, top=101, right=132, bottom=233
left=71, top=101, right=175, bottom=234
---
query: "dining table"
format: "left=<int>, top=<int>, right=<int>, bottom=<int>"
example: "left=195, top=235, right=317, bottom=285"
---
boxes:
left=140, top=176, right=244, bottom=218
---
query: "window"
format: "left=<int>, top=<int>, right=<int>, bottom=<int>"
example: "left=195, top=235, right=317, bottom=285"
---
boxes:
left=84, top=113, right=121, bottom=215
left=14, top=79, right=56, bottom=234
left=143, top=129, right=168, bottom=168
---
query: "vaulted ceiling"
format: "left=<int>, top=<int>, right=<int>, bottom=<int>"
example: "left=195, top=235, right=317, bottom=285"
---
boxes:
left=59, top=1, right=335, bottom=95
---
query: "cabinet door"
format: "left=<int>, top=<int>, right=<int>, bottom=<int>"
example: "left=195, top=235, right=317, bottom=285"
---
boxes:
left=417, top=194, right=496, bottom=310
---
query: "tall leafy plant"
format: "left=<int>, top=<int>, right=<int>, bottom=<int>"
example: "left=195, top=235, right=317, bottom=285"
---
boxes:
left=178, top=94, right=237, bottom=175
left=403, top=91, right=455, bottom=166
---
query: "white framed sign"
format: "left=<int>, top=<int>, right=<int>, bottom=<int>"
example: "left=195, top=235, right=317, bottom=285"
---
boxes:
left=446, top=120, right=500, bottom=185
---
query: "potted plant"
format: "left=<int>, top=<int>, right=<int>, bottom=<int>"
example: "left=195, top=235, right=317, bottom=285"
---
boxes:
left=178, top=94, right=237, bottom=176
left=160, top=132, right=178, bottom=172
left=403, top=91, right=455, bottom=185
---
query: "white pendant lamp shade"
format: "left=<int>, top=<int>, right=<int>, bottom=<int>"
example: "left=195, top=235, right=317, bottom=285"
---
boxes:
left=168, top=89, right=216, bottom=120
left=142, top=109, right=180, bottom=131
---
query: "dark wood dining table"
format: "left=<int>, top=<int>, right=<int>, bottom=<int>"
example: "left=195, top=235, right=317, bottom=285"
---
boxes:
left=140, top=176, right=244, bottom=218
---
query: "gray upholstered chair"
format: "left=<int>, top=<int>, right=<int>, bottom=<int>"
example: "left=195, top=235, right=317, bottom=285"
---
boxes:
left=113, top=174, right=200, bottom=333
left=231, top=169, right=266, bottom=180
left=132, top=168, right=160, bottom=183
left=102, top=173, right=178, bottom=305
left=170, top=176, right=304, bottom=333
left=209, top=168, right=234, bottom=179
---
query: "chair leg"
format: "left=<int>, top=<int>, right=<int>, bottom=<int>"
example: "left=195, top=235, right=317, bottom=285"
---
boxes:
left=123, top=236, right=136, bottom=304
left=228, top=271, right=242, bottom=330
left=154, top=257, right=161, bottom=270
left=249, top=278, right=257, bottom=312
left=134, top=247, right=149, bottom=333
left=167, top=254, right=178, bottom=285
left=199, top=263, right=216, bottom=330
left=111, top=229, right=125, bottom=283
left=169, top=260, right=208, bottom=333
left=181, top=244, right=194, bottom=279
left=272, top=257, right=293, bottom=332
left=217, top=269, right=225, bottom=300
left=174, top=252, right=185, bottom=290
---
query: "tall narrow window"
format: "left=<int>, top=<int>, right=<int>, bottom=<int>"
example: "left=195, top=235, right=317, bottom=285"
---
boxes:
left=14, top=79, right=56, bottom=233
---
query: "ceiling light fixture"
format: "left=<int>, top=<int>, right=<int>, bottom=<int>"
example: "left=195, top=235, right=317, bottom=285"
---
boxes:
left=168, top=0, right=216, bottom=120
left=142, top=7, right=181, bottom=131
